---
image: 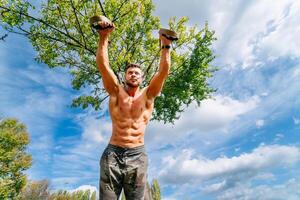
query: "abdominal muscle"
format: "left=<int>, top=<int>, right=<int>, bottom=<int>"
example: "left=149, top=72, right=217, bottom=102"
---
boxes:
left=109, top=118, right=148, bottom=148
left=108, top=87, right=153, bottom=148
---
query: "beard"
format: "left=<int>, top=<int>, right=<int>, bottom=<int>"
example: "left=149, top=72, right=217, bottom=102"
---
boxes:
left=126, top=80, right=140, bottom=88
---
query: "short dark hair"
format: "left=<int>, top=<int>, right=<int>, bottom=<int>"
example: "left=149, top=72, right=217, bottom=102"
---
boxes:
left=125, top=63, right=141, bottom=72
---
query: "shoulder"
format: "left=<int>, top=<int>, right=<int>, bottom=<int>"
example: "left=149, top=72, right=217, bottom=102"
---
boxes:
left=110, top=84, right=125, bottom=97
left=143, top=86, right=155, bottom=106
left=144, top=86, right=158, bottom=100
left=109, top=85, right=125, bottom=104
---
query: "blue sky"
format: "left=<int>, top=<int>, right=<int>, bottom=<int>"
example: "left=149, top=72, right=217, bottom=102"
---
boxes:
left=1, top=0, right=300, bottom=199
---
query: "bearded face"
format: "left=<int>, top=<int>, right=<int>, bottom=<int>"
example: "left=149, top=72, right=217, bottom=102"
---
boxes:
left=125, top=67, right=143, bottom=88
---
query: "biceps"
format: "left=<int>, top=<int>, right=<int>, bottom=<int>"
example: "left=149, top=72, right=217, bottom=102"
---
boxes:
left=100, top=68, right=119, bottom=95
left=147, top=72, right=167, bottom=98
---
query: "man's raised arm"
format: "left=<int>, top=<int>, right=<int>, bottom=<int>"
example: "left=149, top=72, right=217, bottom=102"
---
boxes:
left=146, top=35, right=172, bottom=99
left=96, top=18, right=119, bottom=96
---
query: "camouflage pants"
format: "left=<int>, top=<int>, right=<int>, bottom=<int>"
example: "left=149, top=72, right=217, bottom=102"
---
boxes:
left=99, top=144, right=148, bottom=200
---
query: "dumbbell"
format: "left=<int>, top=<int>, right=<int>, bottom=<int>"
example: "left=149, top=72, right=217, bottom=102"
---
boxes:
left=89, top=15, right=114, bottom=31
left=90, top=15, right=179, bottom=42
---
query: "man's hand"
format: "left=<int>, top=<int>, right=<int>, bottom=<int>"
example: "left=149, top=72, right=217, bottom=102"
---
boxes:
left=97, top=16, right=115, bottom=37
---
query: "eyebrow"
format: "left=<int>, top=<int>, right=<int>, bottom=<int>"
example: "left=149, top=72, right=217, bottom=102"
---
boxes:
left=127, top=69, right=141, bottom=73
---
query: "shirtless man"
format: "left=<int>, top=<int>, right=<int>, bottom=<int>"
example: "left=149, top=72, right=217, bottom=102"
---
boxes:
left=96, top=17, right=172, bottom=200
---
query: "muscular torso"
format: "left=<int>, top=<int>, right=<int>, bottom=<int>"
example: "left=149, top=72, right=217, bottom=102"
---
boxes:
left=109, top=85, right=154, bottom=148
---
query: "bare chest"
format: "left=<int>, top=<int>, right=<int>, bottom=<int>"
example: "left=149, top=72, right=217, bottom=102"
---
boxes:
left=110, top=89, right=153, bottom=119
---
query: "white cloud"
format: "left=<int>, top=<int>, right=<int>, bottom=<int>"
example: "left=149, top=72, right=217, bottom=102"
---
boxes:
left=2, top=2, right=300, bottom=199
left=209, top=62, right=300, bottom=147
left=293, top=117, right=300, bottom=125
left=71, top=184, right=98, bottom=192
left=292, top=68, right=300, bottom=78
left=50, top=108, right=111, bottom=190
left=18, top=64, right=72, bottom=89
left=146, top=95, right=259, bottom=146
left=260, top=92, right=269, bottom=97
left=70, top=185, right=98, bottom=198
left=155, top=0, right=300, bottom=68
left=214, top=0, right=298, bottom=67
left=275, top=133, right=284, bottom=139
left=257, top=1, right=300, bottom=59
left=203, top=180, right=227, bottom=193
left=183, top=95, right=259, bottom=131
left=76, top=111, right=112, bottom=144
left=218, top=178, right=300, bottom=200
left=159, top=145, right=300, bottom=185
left=162, top=198, right=177, bottom=200
left=0, top=60, right=74, bottom=180
left=51, top=158, right=100, bottom=191
left=256, top=119, right=264, bottom=128
left=0, top=63, right=73, bottom=125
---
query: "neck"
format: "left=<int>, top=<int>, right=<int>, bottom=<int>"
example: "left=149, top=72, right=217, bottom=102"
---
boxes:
left=125, top=84, right=139, bottom=97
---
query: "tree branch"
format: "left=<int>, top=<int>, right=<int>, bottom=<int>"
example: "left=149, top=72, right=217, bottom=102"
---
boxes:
left=129, top=33, right=144, bottom=59
left=144, top=48, right=161, bottom=76
left=6, top=24, right=86, bottom=54
left=97, top=0, right=107, bottom=17
left=0, top=34, right=8, bottom=41
left=100, top=94, right=109, bottom=104
left=60, top=51, right=89, bottom=71
left=36, top=32, right=83, bottom=50
left=112, top=0, right=128, bottom=22
left=168, top=56, right=190, bottom=77
left=4, top=29, right=27, bottom=37
left=0, top=5, right=95, bottom=55
left=57, top=5, right=71, bottom=37
left=69, top=0, right=88, bottom=49
left=112, top=2, right=139, bottom=23
left=71, top=2, right=85, bottom=17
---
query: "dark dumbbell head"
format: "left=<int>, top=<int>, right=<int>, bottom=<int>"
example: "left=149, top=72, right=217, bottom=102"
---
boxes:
left=159, top=28, right=179, bottom=41
left=89, top=15, right=114, bottom=31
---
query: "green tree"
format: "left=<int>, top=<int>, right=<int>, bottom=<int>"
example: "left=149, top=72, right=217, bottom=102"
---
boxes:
left=20, top=179, right=50, bottom=200
left=151, top=179, right=161, bottom=200
left=90, top=191, right=96, bottom=200
left=0, top=0, right=217, bottom=123
left=49, top=189, right=96, bottom=200
left=0, top=118, right=32, bottom=199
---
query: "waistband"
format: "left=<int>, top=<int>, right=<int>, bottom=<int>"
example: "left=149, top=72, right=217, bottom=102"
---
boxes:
left=107, top=144, right=145, bottom=154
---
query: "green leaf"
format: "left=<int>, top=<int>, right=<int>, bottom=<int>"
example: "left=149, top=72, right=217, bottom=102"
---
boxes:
left=0, top=0, right=218, bottom=123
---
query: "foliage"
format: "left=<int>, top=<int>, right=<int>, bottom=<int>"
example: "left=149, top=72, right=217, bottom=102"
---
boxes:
left=19, top=178, right=160, bottom=200
left=19, top=180, right=96, bottom=200
left=0, top=0, right=217, bottom=123
left=49, top=189, right=96, bottom=200
left=151, top=179, right=161, bottom=200
left=20, top=179, right=50, bottom=200
left=0, top=118, right=32, bottom=199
